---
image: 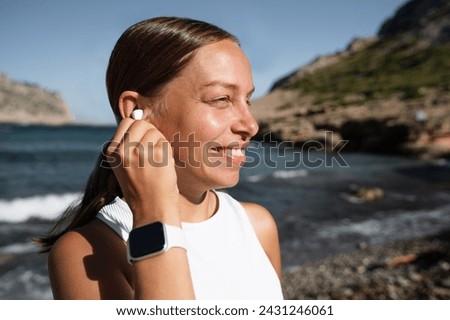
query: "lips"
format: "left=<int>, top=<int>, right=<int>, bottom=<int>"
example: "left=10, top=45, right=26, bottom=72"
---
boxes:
left=209, top=145, right=247, bottom=166
left=228, top=148, right=245, bottom=157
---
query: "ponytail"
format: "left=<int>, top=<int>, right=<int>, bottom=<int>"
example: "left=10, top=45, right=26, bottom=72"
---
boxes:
left=34, top=143, right=122, bottom=251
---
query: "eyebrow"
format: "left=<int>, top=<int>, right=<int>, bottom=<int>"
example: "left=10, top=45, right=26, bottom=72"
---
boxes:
left=202, top=81, right=255, bottom=96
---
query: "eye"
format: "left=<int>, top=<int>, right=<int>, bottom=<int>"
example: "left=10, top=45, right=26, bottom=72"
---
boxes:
left=209, top=96, right=231, bottom=108
left=246, top=90, right=254, bottom=107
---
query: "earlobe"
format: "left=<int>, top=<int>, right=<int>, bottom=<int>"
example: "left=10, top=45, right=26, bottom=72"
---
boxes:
left=118, top=91, right=140, bottom=120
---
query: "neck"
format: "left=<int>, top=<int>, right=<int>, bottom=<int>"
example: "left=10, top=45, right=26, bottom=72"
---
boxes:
left=177, top=189, right=217, bottom=223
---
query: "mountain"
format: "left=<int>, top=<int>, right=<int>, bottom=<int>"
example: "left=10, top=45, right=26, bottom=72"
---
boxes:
left=252, top=0, right=450, bottom=159
left=0, top=74, right=73, bottom=125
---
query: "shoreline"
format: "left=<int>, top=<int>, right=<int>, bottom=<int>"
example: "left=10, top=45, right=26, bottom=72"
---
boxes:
left=282, top=229, right=450, bottom=299
left=1, top=227, right=449, bottom=299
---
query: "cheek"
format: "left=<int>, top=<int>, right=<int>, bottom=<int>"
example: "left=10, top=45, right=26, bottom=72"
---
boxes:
left=172, top=113, right=229, bottom=164
left=197, top=113, right=225, bottom=140
left=179, top=111, right=227, bottom=142
left=150, top=113, right=177, bottom=141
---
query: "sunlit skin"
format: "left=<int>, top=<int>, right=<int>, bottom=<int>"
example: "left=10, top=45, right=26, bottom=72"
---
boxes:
left=48, top=39, right=281, bottom=299
left=152, top=39, right=259, bottom=205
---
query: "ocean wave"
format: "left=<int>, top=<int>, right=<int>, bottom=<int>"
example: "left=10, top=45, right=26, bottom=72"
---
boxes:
left=317, top=203, right=450, bottom=243
left=0, top=267, right=52, bottom=299
left=272, top=169, right=308, bottom=179
left=244, top=174, right=265, bottom=183
left=0, top=193, right=81, bottom=222
left=0, top=242, right=36, bottom=254
left=244, top=169, right=309, bottom=183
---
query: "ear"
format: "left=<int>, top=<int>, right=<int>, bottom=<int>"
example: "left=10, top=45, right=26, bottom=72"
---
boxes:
left=118, top=91, right=140, bottom=120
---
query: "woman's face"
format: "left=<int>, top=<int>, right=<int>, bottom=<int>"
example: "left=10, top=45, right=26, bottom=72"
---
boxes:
left=151, top=39, right=258, bottom=195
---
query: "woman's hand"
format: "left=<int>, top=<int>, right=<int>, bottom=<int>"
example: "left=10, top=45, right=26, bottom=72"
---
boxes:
left=106, top=118, right=180, bottom=227
left=102, top=118, right=195, bottom=299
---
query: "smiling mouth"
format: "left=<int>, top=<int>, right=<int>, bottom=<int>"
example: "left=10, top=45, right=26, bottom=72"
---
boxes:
left=210, top=147, right=245, bottom=156
left=209, top=146, right=247, bottom=165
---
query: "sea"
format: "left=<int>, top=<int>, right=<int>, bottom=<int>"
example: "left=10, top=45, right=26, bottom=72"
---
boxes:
left=1, top=124, right=450, bottom=299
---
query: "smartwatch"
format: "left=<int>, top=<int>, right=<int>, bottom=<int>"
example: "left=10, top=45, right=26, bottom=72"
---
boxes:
left=127, top=221, right=187, bottom=264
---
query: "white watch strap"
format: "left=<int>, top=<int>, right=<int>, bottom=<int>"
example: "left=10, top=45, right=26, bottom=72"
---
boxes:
left=164, top=224, right=188, bottom=251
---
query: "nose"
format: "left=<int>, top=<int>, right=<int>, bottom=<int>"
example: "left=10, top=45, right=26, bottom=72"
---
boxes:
left=231, top=102, right=259, bottom=139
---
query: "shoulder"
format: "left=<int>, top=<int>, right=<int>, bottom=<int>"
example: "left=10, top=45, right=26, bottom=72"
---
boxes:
left=48, top=219, right=132, bottom=299
left=49, top=219, right=112, bottom=262
left=240, top=202, right=282, bottom=278
left=48, top=222, right=98, bottom=299
left=240, top=202, right=278, bottom=238
left=49, top=224, right=95, bottom=267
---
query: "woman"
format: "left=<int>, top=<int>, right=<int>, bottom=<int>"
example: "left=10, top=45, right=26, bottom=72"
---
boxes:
left=37, top=17, right=283, bottom=299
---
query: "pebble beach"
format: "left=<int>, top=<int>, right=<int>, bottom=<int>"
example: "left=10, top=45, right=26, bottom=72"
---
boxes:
left=282, top=229, right=450, bottom=299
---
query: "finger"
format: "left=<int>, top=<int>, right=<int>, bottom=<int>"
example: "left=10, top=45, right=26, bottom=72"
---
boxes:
left=122, top=119, right=161, bottom=148
left=115, top=121, right=166, bottom=168
left=108, top=119, right=156, bottom=155
left=120, top=122, right=164, bottom=161
left=109, top=118, right=135, bottom=149
left=139, top=129, right=173, bottom=165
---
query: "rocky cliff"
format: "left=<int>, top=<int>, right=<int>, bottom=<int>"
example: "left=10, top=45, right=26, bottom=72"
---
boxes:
left=252, top=0, right=450, bottom=159
left=0, top=74, right=73, bottom=125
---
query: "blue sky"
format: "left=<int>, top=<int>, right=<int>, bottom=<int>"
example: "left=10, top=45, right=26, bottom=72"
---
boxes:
left=0, top=0, right=408, bottom=124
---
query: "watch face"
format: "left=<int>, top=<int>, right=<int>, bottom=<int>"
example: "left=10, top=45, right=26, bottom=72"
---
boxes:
left=128, top=222, right=166, bottom=259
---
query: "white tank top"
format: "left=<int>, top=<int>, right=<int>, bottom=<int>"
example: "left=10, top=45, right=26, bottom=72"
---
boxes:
left=97, top=191, right=284, bottom=299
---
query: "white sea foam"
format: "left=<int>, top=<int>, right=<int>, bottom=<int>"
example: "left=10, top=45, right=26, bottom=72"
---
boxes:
left=0, top=193, right=81, bottom=222
left=0, top=242, right=36, bottom=254
left=272, top=169, right=308, bottom=179
left=318, top=203, right=450, bottom=243
left=0, top=267, right=53, bottom=299
left=245, top=174, right=266, bottom=183
left=244, top=169, right=309, bottom=182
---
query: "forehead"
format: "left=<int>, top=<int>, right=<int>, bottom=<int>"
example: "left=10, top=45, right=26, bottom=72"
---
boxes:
left=178, top=39, right=253, bottom=89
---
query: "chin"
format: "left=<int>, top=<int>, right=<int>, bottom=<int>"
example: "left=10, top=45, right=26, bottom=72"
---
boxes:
left=214, top=179, right=239, bottom=190
left=203, top=167, right=241, bottom=190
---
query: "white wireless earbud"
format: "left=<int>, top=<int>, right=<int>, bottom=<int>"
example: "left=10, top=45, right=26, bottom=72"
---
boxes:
left=131, top=108, right=144, bottom=120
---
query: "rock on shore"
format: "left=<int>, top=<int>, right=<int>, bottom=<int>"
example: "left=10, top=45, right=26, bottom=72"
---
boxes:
left=252, top=0, right=450, bottom=160
left=0, top=74, right=73, bottom=125
left=282, top=230, right=450, bottom=299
